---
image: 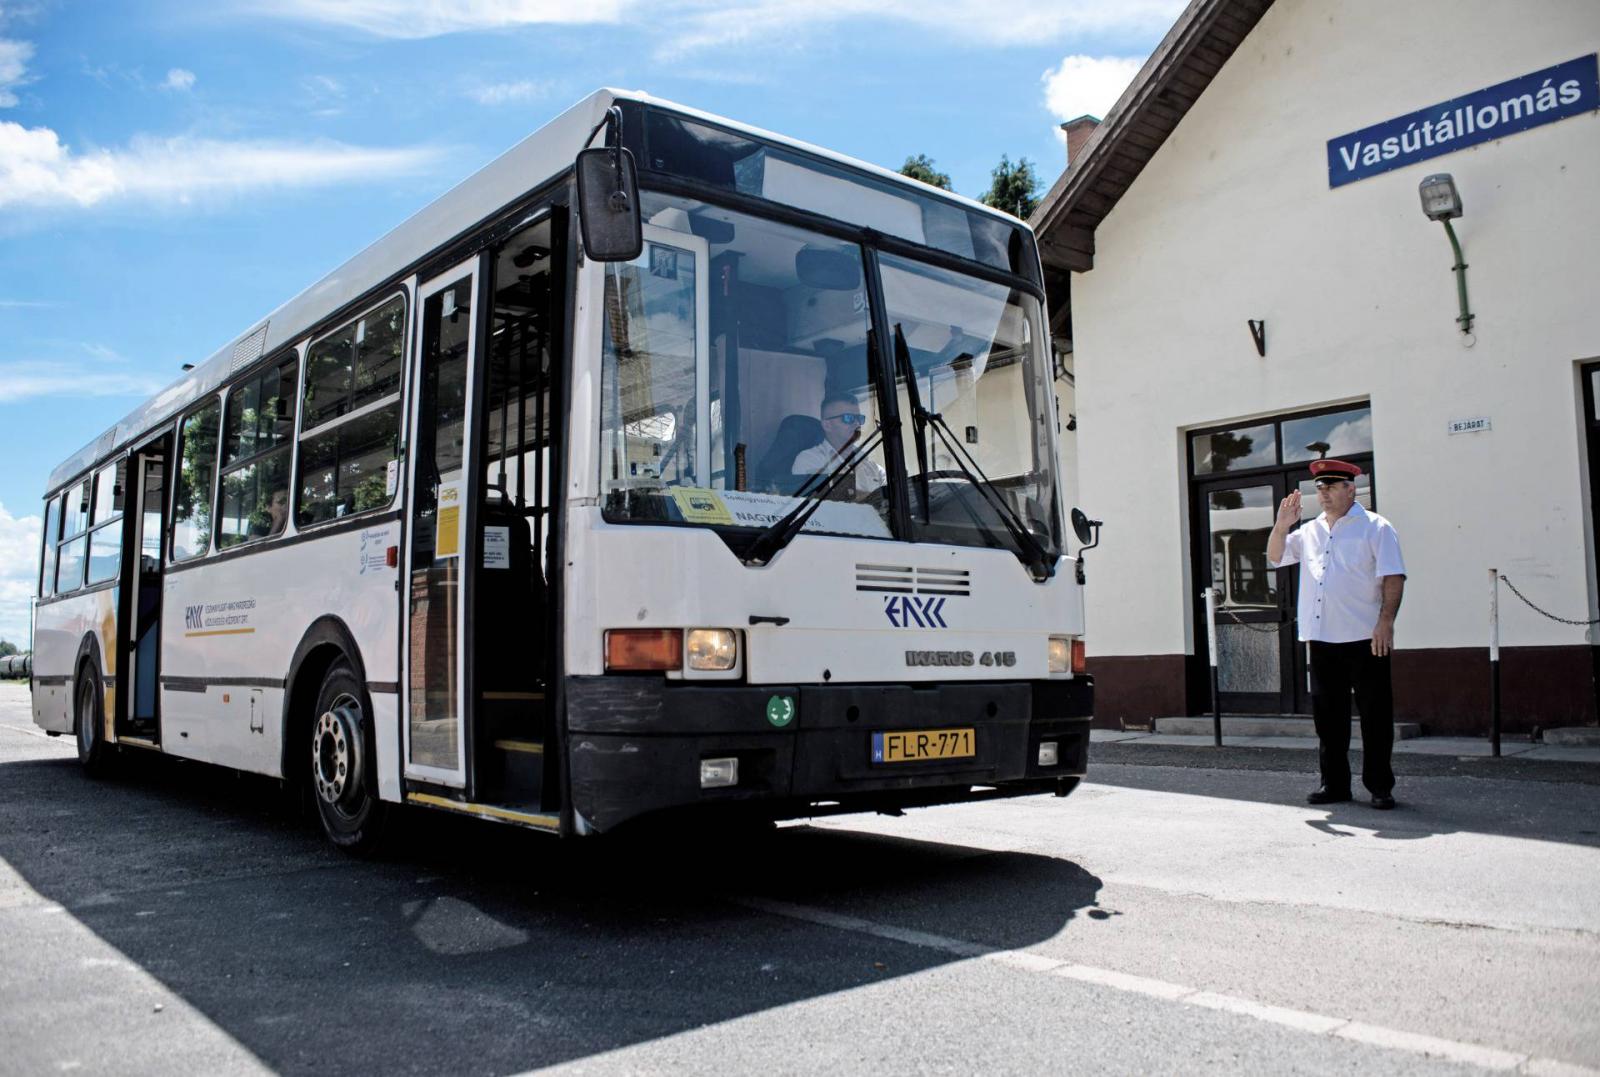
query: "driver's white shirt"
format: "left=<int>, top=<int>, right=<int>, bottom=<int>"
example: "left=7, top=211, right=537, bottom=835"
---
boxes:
left=1271, top=502, right=1406, bottom=643
left=792, top=440, right=886, bottom=492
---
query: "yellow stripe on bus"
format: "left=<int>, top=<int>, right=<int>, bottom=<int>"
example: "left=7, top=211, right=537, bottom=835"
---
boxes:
left=405, top=792, right=559, bottom=830
left=183, top=628, right=257, bottom=637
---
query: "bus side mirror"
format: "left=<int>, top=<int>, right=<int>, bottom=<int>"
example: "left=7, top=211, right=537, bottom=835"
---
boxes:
left=1071, top=507, right=1102, bottom=586
left=576, top=147, right=643, bottom=262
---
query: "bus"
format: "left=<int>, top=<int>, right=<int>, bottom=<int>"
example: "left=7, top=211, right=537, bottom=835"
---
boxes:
left=29, top=90, right=1094, bottom=849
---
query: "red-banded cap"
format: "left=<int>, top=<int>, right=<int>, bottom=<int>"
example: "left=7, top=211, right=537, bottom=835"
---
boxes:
left=1309, top=458, right=1362, bottom=484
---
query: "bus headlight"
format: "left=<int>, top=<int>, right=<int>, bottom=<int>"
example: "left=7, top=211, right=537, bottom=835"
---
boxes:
left=686, top=628, right=738, bottom=671
left=1048, top=637, right=1072, bottom=674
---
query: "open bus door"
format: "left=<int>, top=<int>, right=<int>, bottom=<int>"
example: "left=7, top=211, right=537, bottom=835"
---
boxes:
left=403, top=257, right=486, bottom=794
left=117, top=434, right=168, bottom=746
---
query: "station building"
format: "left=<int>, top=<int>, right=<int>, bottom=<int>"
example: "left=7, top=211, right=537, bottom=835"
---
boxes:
left=1034, top=0, right=1600, bottom=732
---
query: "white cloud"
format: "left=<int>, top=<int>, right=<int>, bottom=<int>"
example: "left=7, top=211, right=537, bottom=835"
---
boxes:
left=656, top=0, right=1181, bottom=57
left=0, top=37, right=33, bottom=107
left=163, top=67, right=196, bottom=92
left=0, top=501, right=42, bottom=649
left=468, top=79, right=553, bottom=105
left=0, top=353, right=167, bottom=403
left=245, top=0, right=1181, bottom=52
left=252, top=0, right=624, bottom=37
left=0, top=121, right=446, bottom=210
left=1042, top=54, right=1146, bottom=127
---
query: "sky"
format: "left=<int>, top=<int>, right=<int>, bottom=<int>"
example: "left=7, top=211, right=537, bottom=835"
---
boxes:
left=0, top=0, right=1180, bottom=646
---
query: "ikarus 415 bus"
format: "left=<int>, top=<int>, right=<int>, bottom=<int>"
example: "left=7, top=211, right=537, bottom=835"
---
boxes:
left=29, top=91, right=1098, bottom=849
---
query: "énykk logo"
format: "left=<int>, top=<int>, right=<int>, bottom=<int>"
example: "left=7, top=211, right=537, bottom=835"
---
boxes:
left=884, top=595, right=948, bottom=628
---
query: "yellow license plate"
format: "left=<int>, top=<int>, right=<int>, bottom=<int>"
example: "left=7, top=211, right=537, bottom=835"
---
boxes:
left=872, top=728, right=975, bottom=763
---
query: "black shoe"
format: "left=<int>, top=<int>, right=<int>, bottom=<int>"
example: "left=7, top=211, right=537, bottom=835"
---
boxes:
left=1306, top=787, right=1352, bottom=805
left=1370, top=795, right=1396, bottom=810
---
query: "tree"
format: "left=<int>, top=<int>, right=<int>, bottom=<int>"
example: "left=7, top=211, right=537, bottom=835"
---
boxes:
left=0, top=640, right=18, bottom=657
left=899, top=154, right=951, bottom=191
left=980, top=155, right=1042, bottom=219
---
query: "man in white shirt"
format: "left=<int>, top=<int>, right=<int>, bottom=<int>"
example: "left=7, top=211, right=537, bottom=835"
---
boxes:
left=1267, top=458, right=1407, bottom=809
left=791, top=392, right=886, bottom=500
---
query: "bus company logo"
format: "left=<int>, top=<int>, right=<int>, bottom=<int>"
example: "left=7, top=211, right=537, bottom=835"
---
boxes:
left=184, top=605, right=205, bottom=631
left=883, top=595, right=949, bottom=628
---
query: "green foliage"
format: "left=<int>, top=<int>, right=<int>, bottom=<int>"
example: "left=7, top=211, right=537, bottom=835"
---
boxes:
left=899, top=154, right=951, bottom=191
left=0, top=640, right=18, bottom=657
left=980, top=155, right=1042, bottom=219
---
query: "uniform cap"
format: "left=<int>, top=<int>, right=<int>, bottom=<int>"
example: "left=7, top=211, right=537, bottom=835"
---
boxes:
left=1309, top=458, right=1362, bottom=485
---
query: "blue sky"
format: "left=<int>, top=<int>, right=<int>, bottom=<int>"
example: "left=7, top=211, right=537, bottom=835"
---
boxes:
left=0, top=0, right=1179, bottom=644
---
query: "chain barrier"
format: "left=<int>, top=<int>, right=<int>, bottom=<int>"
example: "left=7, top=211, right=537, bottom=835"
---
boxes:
left=1217, top=606, right=1283, bottom=634
left=1498, top=574, right=1600, bottom=626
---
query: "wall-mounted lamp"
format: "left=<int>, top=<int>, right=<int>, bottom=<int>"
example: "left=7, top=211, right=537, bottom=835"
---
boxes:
left=1419, top=173, right=1474, bottom=335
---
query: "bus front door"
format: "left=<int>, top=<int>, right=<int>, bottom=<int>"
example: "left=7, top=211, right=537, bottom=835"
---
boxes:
left=119, top=440, right=167, bottom=745
left=402, top=257, right=485, bottom=791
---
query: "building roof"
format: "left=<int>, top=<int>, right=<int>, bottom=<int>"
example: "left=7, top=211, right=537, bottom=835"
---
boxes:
left=1030, top=0, right=1274, bottom=333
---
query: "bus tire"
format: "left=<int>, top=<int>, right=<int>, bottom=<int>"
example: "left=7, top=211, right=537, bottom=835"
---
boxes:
left=309, top=661, right=387, bottom=853
left=74, top=668, right=112, bottom=777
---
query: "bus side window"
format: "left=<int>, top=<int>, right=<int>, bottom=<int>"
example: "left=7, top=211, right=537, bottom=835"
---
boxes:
left=54, top=479, right=91, bottom=594
left=38, top=494, right=62, bottom=598
left=296, top=295, right=405, bottom=528
left=86, top=459, right=127, bottom=584
left=172, top=397, right=221, bottom=562
left=218, top=355, right=298, bottom=548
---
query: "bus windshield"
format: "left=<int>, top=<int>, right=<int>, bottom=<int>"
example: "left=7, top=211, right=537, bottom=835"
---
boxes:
left=599, top=190, right=1061, bottom=559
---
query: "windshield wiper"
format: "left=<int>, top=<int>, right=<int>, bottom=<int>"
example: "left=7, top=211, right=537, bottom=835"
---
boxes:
left=892, top=324, right=1054, bottom=581
left=742, top=426, right=886, bottom=566
left=893, top=325, right=933, bottom=523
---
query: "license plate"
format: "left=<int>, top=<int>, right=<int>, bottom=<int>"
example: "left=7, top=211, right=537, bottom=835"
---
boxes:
left=871, top=728, right=975, bottom=764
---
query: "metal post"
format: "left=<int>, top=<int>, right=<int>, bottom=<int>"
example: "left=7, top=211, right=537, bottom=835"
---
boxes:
left=1204, top=587, right=1222, bottom=747
left=1489, top=568, right=1501, bottom=757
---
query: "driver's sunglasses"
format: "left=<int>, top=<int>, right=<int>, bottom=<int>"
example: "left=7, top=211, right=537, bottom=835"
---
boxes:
left=824, top=412, right=865, bottom=426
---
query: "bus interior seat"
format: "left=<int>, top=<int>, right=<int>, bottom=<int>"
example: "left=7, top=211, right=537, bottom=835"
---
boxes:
left=755, top=415, right=822, bottom=493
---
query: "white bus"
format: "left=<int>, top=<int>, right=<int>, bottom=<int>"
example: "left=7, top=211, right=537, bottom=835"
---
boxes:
left=30, top=91, right=1094, bottom=849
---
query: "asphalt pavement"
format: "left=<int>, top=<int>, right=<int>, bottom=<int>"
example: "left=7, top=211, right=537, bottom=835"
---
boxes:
left=1, top=680, right=1597, bottom=1076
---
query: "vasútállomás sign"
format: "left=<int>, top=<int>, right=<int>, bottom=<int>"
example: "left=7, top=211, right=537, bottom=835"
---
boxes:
left=1327, top=54, right=1598, bottom=188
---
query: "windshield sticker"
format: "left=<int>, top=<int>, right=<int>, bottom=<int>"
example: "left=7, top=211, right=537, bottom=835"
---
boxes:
left=884, top=595, right=949, bottom=628
left=717, top=489, right=891, bottom=538
left=669, top=487, right=735, bottom=525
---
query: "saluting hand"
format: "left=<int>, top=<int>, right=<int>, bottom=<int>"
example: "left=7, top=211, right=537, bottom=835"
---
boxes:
left=1275, top=490, right=1301, bottom=529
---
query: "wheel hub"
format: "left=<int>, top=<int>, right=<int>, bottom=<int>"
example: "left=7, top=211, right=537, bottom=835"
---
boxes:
left=313, top=699, right=361, bottom=808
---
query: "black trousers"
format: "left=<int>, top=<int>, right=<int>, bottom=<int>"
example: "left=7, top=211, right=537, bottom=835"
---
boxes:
left=1308, top=640, right=1395, bottom=797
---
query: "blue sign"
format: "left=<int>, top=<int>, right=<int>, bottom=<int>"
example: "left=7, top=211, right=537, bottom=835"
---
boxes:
left=1327, top=55, right=1599, bottom=188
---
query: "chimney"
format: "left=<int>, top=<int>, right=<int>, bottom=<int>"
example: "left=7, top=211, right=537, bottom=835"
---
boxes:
left=1061, top=115, right=1100, bottom=169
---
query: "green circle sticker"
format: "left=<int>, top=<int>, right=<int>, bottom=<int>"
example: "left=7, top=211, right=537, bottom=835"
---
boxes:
left=766, top=694, right=796, bottom=728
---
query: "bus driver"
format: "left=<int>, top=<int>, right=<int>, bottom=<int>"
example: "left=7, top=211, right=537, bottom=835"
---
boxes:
left=791, top=392, right=885, bottom=500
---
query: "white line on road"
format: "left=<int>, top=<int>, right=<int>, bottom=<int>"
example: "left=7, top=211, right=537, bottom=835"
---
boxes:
left=739, top=897, right=1596, bottom=1076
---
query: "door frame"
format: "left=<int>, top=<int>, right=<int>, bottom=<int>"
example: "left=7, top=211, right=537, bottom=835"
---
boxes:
left=401, top=255, right=489, bottom=789
left=116, top=431, right=171, bottom=743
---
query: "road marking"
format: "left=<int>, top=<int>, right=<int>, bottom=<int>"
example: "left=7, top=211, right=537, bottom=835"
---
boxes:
left=739, top=897, right=1598, bottom=1075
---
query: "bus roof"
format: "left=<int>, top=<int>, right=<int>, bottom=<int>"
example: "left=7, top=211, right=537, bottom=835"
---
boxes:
left=46, top=90, right=1023, bottom=494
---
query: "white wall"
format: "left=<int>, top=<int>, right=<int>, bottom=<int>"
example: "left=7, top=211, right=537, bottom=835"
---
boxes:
left=1073, top=0, right=1600, bottom=658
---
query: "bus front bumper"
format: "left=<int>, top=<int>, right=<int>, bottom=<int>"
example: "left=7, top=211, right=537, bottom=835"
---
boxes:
left=564, top=676, right=1092, bottom=834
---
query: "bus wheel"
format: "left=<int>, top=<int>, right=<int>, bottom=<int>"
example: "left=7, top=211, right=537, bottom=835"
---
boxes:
left=74, top=671, right=112, bottom=777
left=310, top=662, right=387, bottom=853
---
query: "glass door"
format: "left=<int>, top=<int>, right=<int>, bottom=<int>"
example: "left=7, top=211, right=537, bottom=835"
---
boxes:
left=403, top=258, right=484, bottom=788
left=1198, top=474, right=1293, bottom=713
